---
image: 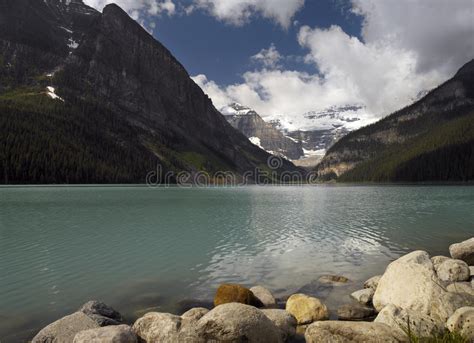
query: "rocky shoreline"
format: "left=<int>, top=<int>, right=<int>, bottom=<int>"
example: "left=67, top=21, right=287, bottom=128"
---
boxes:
left=31, top=238, right=474, bottom=342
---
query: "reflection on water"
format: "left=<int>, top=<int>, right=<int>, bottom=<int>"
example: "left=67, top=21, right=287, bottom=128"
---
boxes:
left=0, top=185, right=473, bottom=341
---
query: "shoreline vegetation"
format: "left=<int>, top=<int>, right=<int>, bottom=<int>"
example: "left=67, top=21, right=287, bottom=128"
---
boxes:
left=30, top=238, right=474, bottom=342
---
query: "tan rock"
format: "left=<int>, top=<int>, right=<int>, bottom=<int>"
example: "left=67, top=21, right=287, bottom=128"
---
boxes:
left=214, top=284, right=262, bottom=307
left=285, top=294, right=329, bottom=325
left=318, top=275, right=349, bottom=284
left=305, top=321, right=403, bottom=343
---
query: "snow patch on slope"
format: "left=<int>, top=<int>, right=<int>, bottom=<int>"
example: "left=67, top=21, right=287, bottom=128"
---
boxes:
left=46, top=87, right=64, bottom=102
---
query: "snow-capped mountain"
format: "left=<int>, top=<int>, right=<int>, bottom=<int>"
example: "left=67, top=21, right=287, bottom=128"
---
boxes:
left=221, top=103, right=304, bottom=160
left=269, top=105, right=376, bottom=161
left=222, top=103, right=377, bottom=166
left=267, top=104, right=373, bottom=133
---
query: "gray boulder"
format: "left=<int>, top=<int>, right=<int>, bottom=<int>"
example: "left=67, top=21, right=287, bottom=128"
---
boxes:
left=304, top=321, right=403, bottom=343
left=32, top=312, right=100, bottom=343
left=261, top=309, right=296, bottom=341
left=73, top=324, right=137, bottom=343
left=351, top=288, right=374, bottom=305
left=363, top=275, right=382, bottom=290
left=446, top=307, right=474, bottom=340
left=436, top=259, right=470, bottom=282
left=79, top=300, right=123, bottom=326
left=193, top=303, right=282, bottom=342
left=374, top=304, right=444, bottom=339
left=450, top=238, right=474, bottom=265
left=337, top=303, right=376, bottom=321
left=250, top=286, right=277, bottom=308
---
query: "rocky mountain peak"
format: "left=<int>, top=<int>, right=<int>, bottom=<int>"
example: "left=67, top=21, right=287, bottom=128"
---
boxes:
left=221, top=103, right=304, bottom=160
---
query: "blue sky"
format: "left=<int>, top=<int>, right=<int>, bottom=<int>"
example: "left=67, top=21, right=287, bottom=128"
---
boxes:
left=149, top=0, right=363, bottom=85
left=85, top=0, right=474, bottom=127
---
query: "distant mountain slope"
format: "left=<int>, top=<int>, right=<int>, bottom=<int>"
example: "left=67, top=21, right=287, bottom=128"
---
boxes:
left=315, top=59, right=474, bottom=182
left=0, top=0, right=298, bottom=184
left=268, top=104, right=374, bottom=155
left=221, top=103, right=304, bottom=160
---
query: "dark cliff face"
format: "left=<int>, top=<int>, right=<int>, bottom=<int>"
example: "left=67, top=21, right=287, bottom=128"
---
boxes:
left=222, top=103, right=304, bottom=160
left=315, top=59, right=474, bottom=182
left=0, top=0, right=299, bottom=184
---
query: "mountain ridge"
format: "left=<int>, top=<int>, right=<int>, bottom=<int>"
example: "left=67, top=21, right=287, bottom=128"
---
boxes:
left=315, top=58, right=474, bottom=182
left=0, top=0, right=299, bottom=184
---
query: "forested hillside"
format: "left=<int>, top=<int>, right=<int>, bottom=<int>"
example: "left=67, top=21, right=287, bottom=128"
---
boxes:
left=315, top=59, right=474, bottom=182
left=0, top=0, right=298, bottom=184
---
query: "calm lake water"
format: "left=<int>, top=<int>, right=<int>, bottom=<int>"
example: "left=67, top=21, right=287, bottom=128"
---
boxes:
left=1, top=185, right=473, bottom=341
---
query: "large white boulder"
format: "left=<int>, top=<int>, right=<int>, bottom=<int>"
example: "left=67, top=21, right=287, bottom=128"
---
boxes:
left=73, top=325, right=137, bottom=343
left=132, top=312, right=192, bottom=342
left=32, top=312, right=100, bottom=343
left=373, top=250, right=472, bottom=322
left=193, top=303, right=282, bottom=343
left=374, top=304, right=444, bottom=339
left=304, top=321, right=403, bottom=343
left=450, top=238, right=474, bottom=265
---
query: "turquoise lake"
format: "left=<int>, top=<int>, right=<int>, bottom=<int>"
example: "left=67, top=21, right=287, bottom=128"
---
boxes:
left=1, top=185, right=473, bottom=341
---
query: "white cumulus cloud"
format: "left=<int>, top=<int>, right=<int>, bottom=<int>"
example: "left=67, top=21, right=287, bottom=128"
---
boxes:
left=83, top=0, right=176, bottom=17
left=193, top=0, right=474, bottom=125
left=190, top=0, right=305, bottom=28
left=251, top=44, right=282, bottom=68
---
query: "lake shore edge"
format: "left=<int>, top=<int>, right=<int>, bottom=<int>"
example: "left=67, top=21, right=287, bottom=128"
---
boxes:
left=30, top=237, right=474, bottom=342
